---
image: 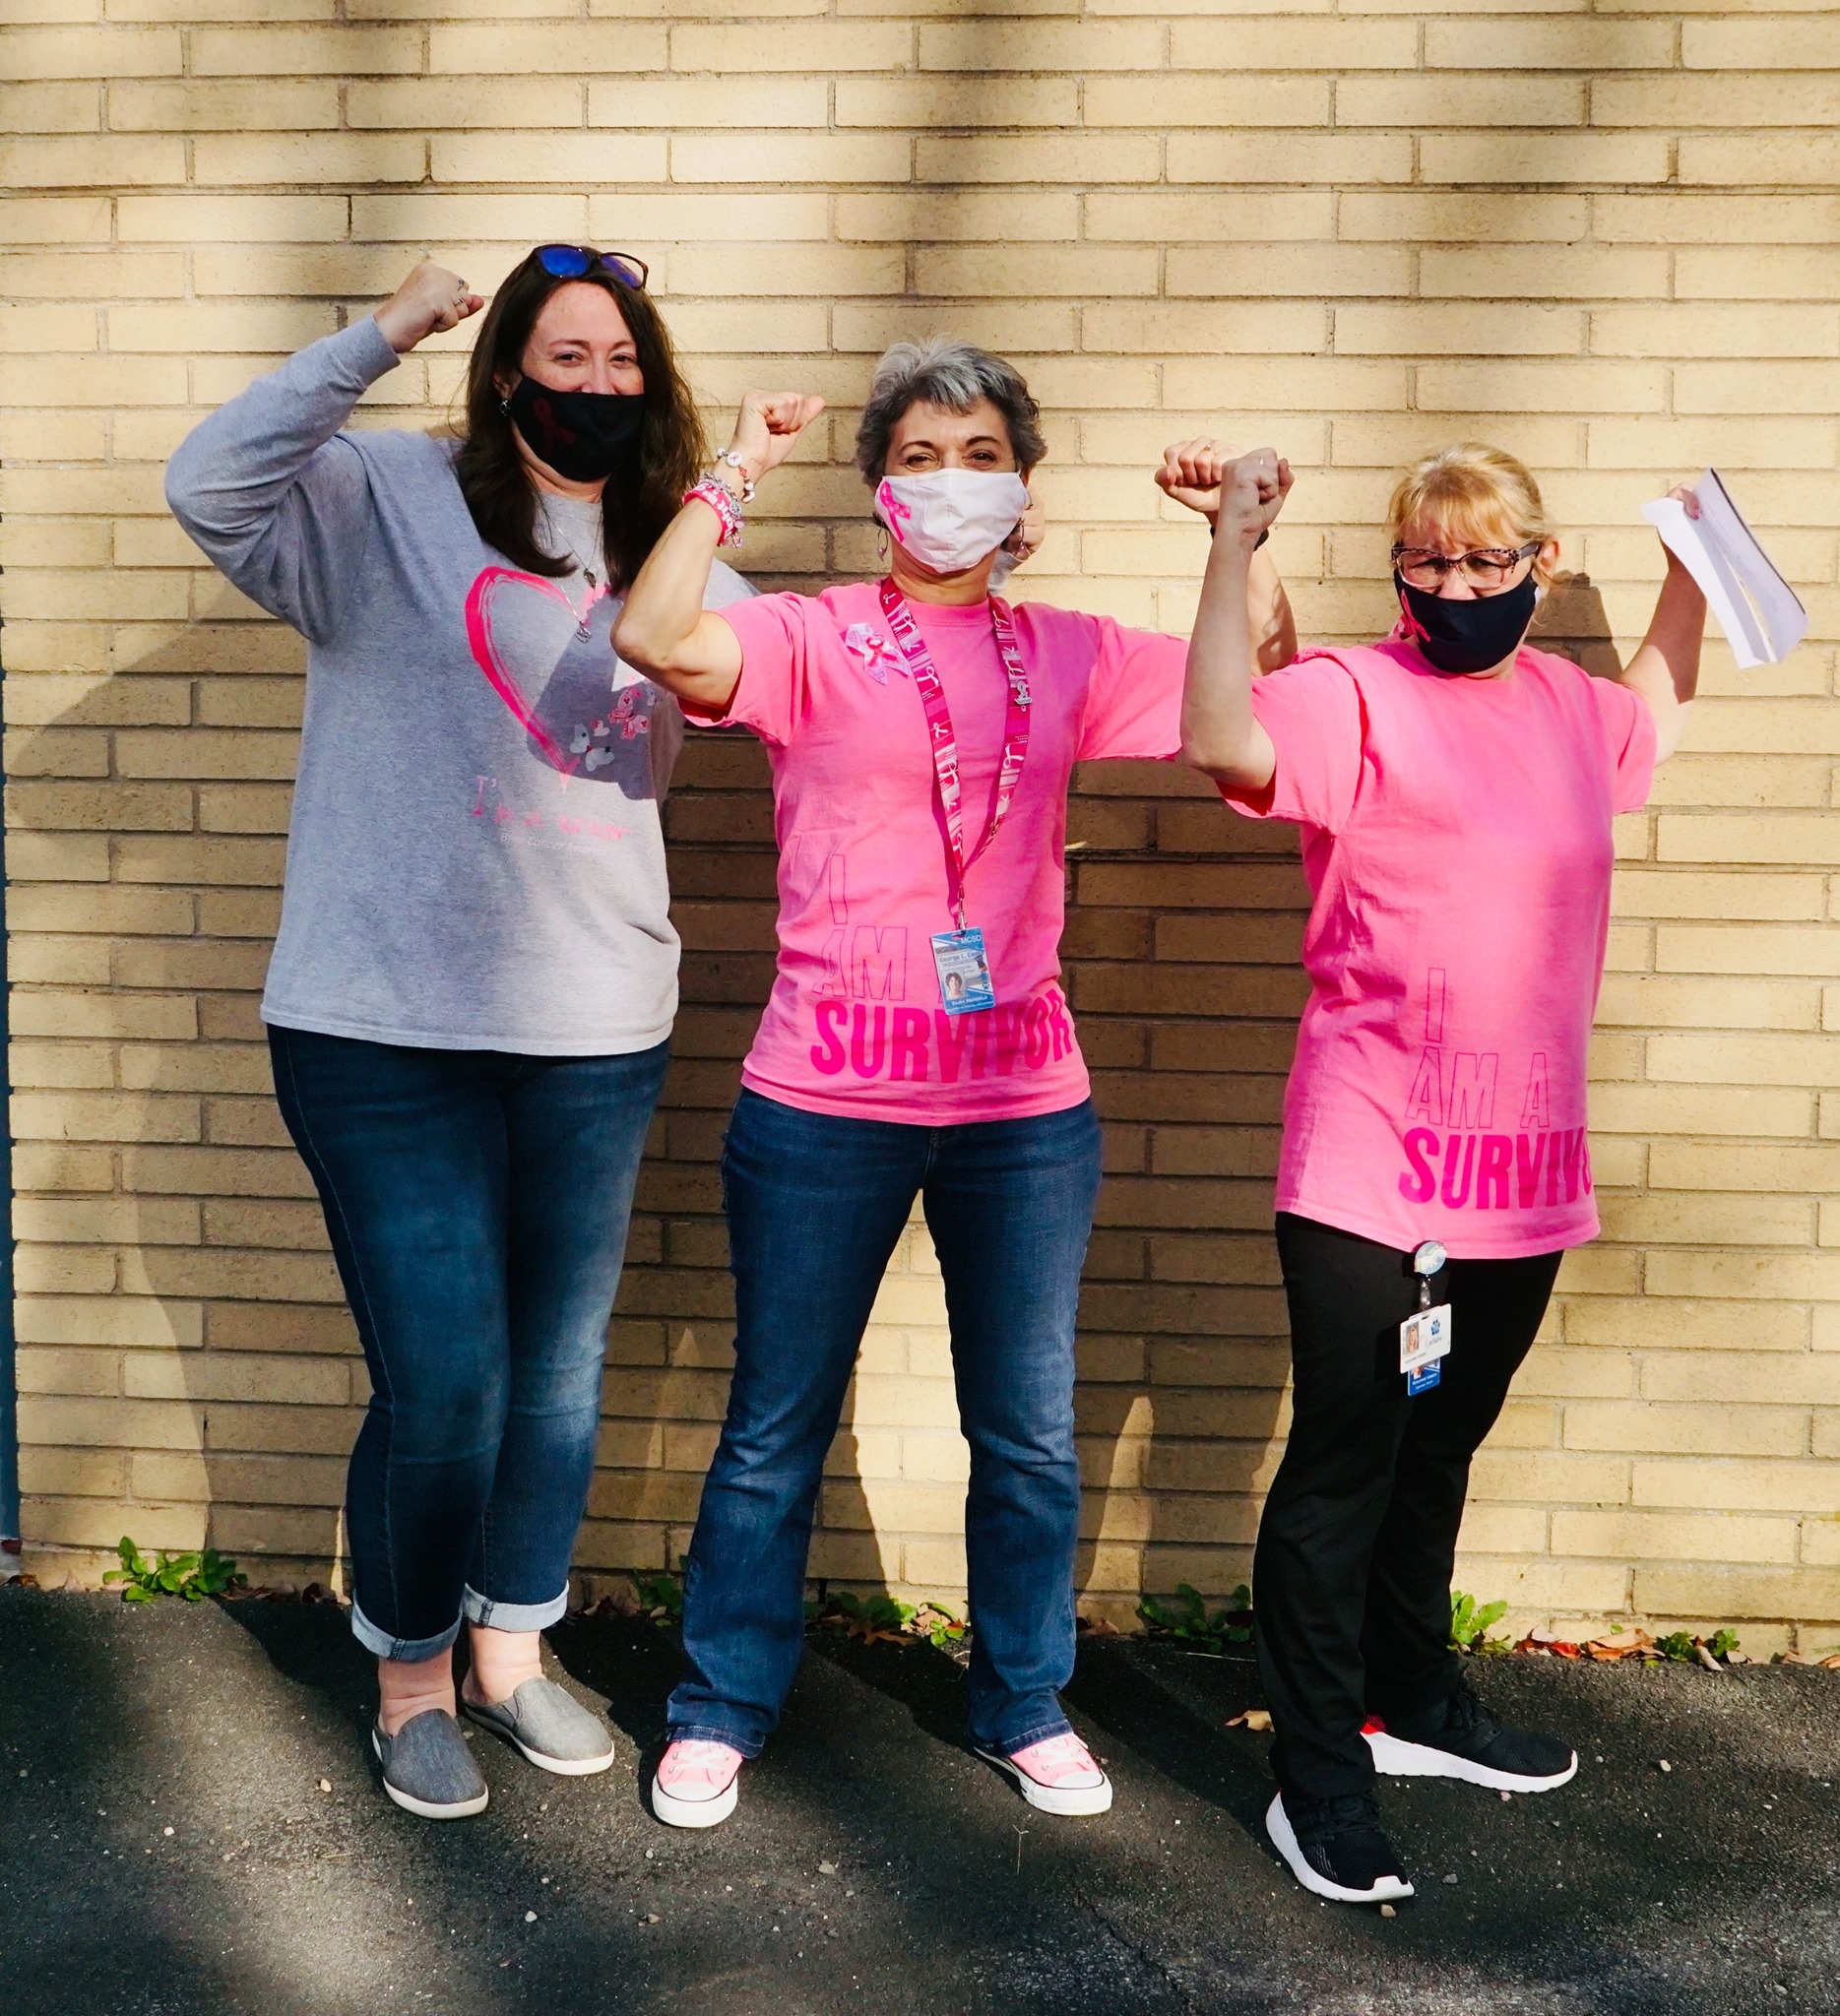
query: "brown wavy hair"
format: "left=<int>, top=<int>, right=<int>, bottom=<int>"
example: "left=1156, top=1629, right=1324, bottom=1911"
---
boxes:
left=453, top=249, right=708, bottom=587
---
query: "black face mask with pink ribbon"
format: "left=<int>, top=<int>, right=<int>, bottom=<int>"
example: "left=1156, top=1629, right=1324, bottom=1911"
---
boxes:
left=506, top=374, right=645, bottom=481
left=1395, top=572, right=1539, bottom=674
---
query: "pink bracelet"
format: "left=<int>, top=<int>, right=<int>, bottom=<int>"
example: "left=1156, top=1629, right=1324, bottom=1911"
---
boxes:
left=684, top=477, right=743, bottom=548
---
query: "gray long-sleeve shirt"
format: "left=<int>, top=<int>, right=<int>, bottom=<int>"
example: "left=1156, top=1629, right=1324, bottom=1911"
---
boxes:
left=166, top=316, right=749, bottom=1054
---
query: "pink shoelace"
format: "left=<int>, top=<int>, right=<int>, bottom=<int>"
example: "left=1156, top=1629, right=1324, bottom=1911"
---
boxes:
left=1010, top=1732, right=1103, bottom=1787
left=658, top=1738, right=742, bottom=1792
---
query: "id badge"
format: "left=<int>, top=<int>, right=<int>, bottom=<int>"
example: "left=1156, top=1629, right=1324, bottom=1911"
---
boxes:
left=1399, top=1303, right=1452, bottom=1377
left=931, top=926, right=995, bottom=1015
left=1407, top=1361, right=1442, bottom=1396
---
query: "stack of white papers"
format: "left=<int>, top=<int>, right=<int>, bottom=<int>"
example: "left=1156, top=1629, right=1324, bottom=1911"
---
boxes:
left=1641, top=469, right=1808, bottom=668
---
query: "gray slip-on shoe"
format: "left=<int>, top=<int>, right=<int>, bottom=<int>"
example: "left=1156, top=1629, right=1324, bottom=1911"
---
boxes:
left=371, top=1710, right=489, bottom=1820
left=463, top=1676, right=615, bottom=1777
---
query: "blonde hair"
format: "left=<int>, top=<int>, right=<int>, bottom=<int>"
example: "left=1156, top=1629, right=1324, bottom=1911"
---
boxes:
left=1387, top=442, right=1555, bottom=583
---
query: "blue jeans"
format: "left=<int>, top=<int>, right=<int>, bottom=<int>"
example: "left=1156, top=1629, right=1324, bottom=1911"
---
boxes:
left=268, top=1025, right=668, bottom=1663
left=668, top=1088, right=1103, bottom=1757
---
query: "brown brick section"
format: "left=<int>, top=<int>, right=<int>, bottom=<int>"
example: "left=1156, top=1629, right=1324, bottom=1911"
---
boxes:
left=3, top=5, right=1837, bottom=1655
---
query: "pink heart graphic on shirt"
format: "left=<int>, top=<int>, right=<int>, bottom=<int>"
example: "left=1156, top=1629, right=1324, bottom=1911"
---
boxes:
left=464, top=564, right=611, bottom=777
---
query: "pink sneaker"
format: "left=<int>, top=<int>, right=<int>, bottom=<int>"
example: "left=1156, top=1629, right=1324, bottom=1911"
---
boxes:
left=976, top=1732, right=1112, bottom=1817
left=651, top=1737, right=744, bottom=1829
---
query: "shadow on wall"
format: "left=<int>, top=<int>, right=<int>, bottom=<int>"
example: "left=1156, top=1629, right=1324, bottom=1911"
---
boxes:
left=1063, top=759, right=1301, bottom=1629
left=1532, top=571, right=1621, bottom=677
left=13, top=606, right=357, bottom=1589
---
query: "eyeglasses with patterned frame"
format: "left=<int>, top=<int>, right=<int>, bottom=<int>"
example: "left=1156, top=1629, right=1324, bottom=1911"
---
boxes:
left=1391, top=539, right=1542, bottom=591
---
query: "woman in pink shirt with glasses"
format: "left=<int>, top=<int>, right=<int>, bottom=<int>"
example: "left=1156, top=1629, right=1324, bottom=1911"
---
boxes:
left=1174, top=438, right=1707, bottom=1908
left=617, top=340, right=1294, bottom=1830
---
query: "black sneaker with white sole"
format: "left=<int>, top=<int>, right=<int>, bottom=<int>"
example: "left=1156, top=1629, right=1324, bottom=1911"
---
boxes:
left=1365, top=1679, right=1577, bottom=1793
left=1265, top=1791, right=1414, bottom=1906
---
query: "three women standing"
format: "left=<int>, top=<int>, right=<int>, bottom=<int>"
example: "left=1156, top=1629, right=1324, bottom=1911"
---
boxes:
left=171, top=252, right=1709, bottom=1882
left=167, top=248, right=752, bottom=1816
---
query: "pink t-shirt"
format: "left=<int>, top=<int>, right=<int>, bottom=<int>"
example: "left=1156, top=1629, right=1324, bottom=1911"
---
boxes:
left=711, top=582, right=1185, bottom=1122
left=1224, top=637, right=1656, bottom=1259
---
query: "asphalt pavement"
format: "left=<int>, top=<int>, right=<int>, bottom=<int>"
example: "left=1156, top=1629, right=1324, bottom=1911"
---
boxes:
left=2, top=1589, right=1836, bottom=2015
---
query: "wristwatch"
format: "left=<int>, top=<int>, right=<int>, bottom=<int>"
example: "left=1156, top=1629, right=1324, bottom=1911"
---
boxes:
left=711, top=448, right=757, bottom=503
left=1209, top=523, right=1271, bottom=548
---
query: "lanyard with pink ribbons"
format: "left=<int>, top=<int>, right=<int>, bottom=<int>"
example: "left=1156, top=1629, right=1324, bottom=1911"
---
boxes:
left=876, top=578, right=1033, bottom=933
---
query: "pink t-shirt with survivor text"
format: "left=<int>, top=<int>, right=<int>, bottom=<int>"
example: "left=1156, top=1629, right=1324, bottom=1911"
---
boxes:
left=1223, top=638, right=1656, bottom=1259
left=711, top=583, right=1185, bottom=1122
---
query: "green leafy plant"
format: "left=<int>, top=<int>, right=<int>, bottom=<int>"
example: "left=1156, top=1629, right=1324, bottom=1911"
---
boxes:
left=1137, top=1582, right=1254, bottom=1654
left=1449, top=1591, right=1510, bottom=1655
left=102, top=1536, right=244, bottom=1605
left=814, top=1591, right=916, bottom=1645
left=908, top=1602, right=968, bottom=1651
left=633, top=1562, right=684, bottom=1626
left=803, top=1591, right=970, bottom=1651
left=1657, top=1627, right=1742, bottom=1665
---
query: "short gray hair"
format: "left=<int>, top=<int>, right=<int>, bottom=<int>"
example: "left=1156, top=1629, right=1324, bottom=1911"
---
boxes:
left=854, top=337, right=1047, bottom=484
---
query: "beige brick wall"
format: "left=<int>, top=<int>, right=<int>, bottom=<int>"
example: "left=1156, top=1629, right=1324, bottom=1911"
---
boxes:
left=4, top=4, right=1837, bottom=1650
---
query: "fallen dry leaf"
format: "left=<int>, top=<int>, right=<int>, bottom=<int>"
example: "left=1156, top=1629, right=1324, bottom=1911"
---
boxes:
left=1226, top=1708, right=1273, bottom=1732
left=1587, top=1628, right=1656, bottom=1662
left=1518, top=1633, right=1581, bottom=1658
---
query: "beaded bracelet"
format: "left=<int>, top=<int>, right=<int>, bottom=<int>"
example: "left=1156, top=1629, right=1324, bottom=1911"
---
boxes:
left=684, top=476, right=744, bottom=548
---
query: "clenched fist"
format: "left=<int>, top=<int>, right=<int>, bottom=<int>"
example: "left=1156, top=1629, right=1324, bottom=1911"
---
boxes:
left=1158, top=438, right=1292, bottom=548
left=374, top=261, right=485, bottom=355
left=724, top=390, right=828, bottom=486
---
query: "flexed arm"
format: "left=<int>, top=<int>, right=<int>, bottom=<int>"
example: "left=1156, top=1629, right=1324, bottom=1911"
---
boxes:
left=164, top=261, right=482, bottom=644
left=1169, top=446, right=1293, bottom=788
left=615, top=389, right=825, bottom=714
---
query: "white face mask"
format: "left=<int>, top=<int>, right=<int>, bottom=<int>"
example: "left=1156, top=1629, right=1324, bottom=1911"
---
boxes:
left=875, top=470, right=1031, bottom=576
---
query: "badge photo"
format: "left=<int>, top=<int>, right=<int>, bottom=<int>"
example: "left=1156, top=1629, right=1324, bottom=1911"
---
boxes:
left=932, top=926, right=995, bottom=1016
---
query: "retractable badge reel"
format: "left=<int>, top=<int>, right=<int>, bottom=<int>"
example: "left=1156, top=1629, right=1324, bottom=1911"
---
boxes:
left=1400, top=1239, right=1452, bottom=1395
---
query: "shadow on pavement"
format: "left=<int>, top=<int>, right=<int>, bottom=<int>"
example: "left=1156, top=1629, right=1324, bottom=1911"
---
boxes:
left=8, top=1591, right=1840, bottom=2016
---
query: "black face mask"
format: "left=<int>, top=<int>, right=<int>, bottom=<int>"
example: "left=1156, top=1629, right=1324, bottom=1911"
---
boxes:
left=1396, top=572, right=1538, bottom=674
left=506, top=374, right=645, bottom=481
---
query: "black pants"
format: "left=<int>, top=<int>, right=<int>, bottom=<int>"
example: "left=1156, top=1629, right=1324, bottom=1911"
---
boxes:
left=1254, top=1213, right=1562, bottom=1803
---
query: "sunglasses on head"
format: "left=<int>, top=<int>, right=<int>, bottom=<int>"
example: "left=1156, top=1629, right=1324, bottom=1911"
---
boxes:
left=534, top=244, right=649, bottom=289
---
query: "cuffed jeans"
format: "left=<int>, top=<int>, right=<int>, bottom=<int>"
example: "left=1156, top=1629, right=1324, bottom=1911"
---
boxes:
left=667, top=1088, right=1104, bottom=1757
left=1254, top=1212, right=1563, bottom=1803
left=269, top=1024, right=668, bottom=1663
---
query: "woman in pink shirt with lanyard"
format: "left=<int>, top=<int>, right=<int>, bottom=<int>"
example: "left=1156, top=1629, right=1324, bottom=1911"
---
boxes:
left=616, top=340, right=1293, bottom=1829
left=1174, top=438, right=1707, bottom=1907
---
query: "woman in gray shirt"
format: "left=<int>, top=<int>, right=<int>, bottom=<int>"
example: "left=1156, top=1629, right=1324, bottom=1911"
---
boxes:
left=167, top=248, right=750, bottom=1818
